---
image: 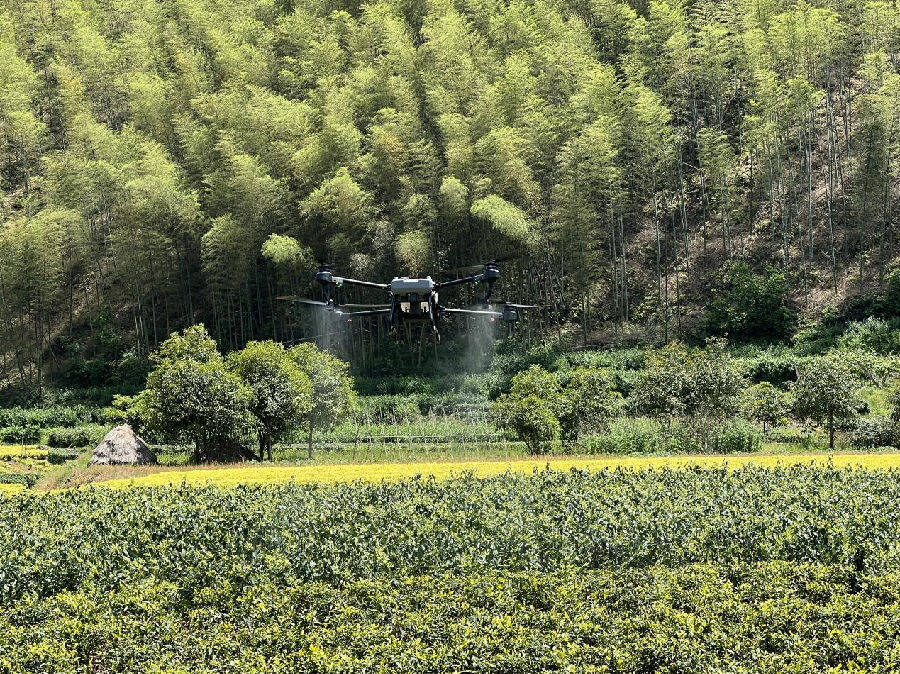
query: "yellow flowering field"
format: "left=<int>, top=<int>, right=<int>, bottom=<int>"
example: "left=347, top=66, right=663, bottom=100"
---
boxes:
left=0, top=484, right=26, bottom=496
left=90, top=452, right=900, bottom=489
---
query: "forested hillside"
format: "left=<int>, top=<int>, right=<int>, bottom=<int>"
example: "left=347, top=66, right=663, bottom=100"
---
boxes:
left=0, top=0, right=898, bottom=396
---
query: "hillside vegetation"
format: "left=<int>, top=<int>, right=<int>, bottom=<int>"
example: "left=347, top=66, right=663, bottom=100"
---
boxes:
left=0, top=0, right=899, bottom=394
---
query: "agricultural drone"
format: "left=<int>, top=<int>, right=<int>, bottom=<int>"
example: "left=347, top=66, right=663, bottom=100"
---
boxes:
left=281, top=261, right=537, bottom=338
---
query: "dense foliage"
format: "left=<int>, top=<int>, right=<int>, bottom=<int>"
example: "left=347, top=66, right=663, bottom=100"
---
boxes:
left=4, top=467, right=900, bottom=596
left=127, top=325, right=353, bottom=460
left=2, top=564, right=899, bottom=672
left=1, top=0, right=899, bottom=393
left=3, top=466, right=900, bottom=670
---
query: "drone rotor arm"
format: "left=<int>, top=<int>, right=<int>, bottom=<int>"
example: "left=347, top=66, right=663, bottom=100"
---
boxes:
left=434, top=274, right=481, bottom=290
left=276, top=297, right=331, bottom=307
left=333, top=308, right=392, bottom=317
left=442, top=308, right=503, bottom=319
left=332, top=277, right=391, bottom=291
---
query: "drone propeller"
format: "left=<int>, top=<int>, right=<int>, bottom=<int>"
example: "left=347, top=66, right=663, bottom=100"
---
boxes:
left=488, top=300, right=543, bottom=309
left=276, top=297, right=331, bottom=307
left=467, top=301, right=542, bottom=311
left=444, top=308, right=503, bottom=318
left=440, top=255, right=515, bottom=276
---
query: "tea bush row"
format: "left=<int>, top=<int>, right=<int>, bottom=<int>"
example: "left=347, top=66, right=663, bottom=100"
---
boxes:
left=0, top=405, right=114, bottom=429
left=1, top=563, right=898, bottom=673
left=3, top=466, right=900, bottom=601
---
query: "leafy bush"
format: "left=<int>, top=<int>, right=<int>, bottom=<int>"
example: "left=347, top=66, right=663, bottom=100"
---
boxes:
left=4, top=468, right=900, bottom=595
left=4, top=469, right=900, bottom=670
left=792, top=357, right=862, bottom=449
left=557, top=367, right=624, bottom=441
left=891, top=382, right=900, bottom=424
left=47, top=449, right=81, bottom=465
left=738, top=348, right=798, bottom=384
left=47, top=427, right=97, bottom=448
left=710, top=419, right=763, bottom=453
left=495, top=394, right=561, bottom=453
left=131, top=325, right=255, bottom=462
left=581, top=417, right=668, bottom=455
left=839, top=317, right=900, bottom=354
left=741, top=382, right=790, bottom=434
left=228, top=341, right=313, bottom=461
left=0, top=426, right=41, bottom=443
left=2, top=564, right=899, bottom=672
left=0, top=405, right=97, bottom=429
left=849, top=417, right=900, bottom=449
left=706, top=262, right=796, bottom=342
left=359, top=396, right=422, bottom=422
left=0, top=472, right=38, bottom=487
left=3, top=563, right=899, bottom=672
left=631, top=340, right=744, bottom=420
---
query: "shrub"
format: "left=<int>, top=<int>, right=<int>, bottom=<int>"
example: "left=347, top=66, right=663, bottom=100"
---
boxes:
left=228, top=341, right=314, bottom=461
left=557, top=367, right=624, bottom=441
left=849, top=417, right=900, bottom=449
left=287, top=344, right=356, bottom=459
left=581, top=417, right=668, bottom=455
left=494, top=393, right=561, bottom=454
left=0, top=472, right=38, bottom=487
left=839, top=317, right=900, bottom=354
left=47, top=427, right=96, bottom=448
left=360, top=396, right=422, bottom=422
left=706, top=261, right=796, bottom=342
left=0, top=406, right=96, bottom=429
left=48, top=449, right=81, bottom=465
left=132, top=325, right=255, bottom=462
left=710, top=419, right=763, bottom=453
left=0, top=426, right=41, bottom=443
left=631, top=339, right=743, bottom=421
left=891, top=382, right=900, bottom=424
left=740, top=348, right=797, bottom=384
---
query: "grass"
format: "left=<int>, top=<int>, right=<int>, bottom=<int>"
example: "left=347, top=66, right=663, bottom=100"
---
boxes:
left=57, top=450, right=900, bottom=490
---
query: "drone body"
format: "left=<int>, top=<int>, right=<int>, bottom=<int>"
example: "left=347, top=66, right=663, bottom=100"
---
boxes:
left=283, top=261, right=534, bottom=339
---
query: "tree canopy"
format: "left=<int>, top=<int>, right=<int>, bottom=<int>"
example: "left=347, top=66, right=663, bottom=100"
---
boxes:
left=0, top=0, right=899, bottom=392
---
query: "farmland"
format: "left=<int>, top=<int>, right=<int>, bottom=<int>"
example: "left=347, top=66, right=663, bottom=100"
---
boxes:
left=71, top=450, right=900, bottom=488
left=3, top=465, right=900, bottom=671
left=1, top=335, right=899, bottom=672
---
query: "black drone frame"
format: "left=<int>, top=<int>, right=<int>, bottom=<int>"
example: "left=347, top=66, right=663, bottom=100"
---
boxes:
left=285, top=261, right=535, bottom=337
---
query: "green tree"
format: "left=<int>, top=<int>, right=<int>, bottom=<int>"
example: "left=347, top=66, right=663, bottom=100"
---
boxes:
left=493, top=366, right=564, bottom=453
left=633, top=340, right=743, bottom=448
left=228, top=341, right=314, bottom=460
left=134, top=325, right=253, bottom=462
left=742, top=382, right=790, bottom=435
left=288, top=343, right=355, bottom=458
left=631, top=342, right=691, bottom=420
left=495, top=394, right=561, bottom=454
left=793, top=358, right=861, bottom=450
left=557, top=367, right=624, bottom=442
left=707, top=262, right=796, bottom=342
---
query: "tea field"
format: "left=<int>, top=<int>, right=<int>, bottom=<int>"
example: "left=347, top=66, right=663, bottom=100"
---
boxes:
left=2, top=465, right=900, bottom=671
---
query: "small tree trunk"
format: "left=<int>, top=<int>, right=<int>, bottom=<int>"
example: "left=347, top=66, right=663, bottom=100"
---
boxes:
left=307, top=420, right=314, bottom=460
left=829, top=412, right=835, bottom=450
